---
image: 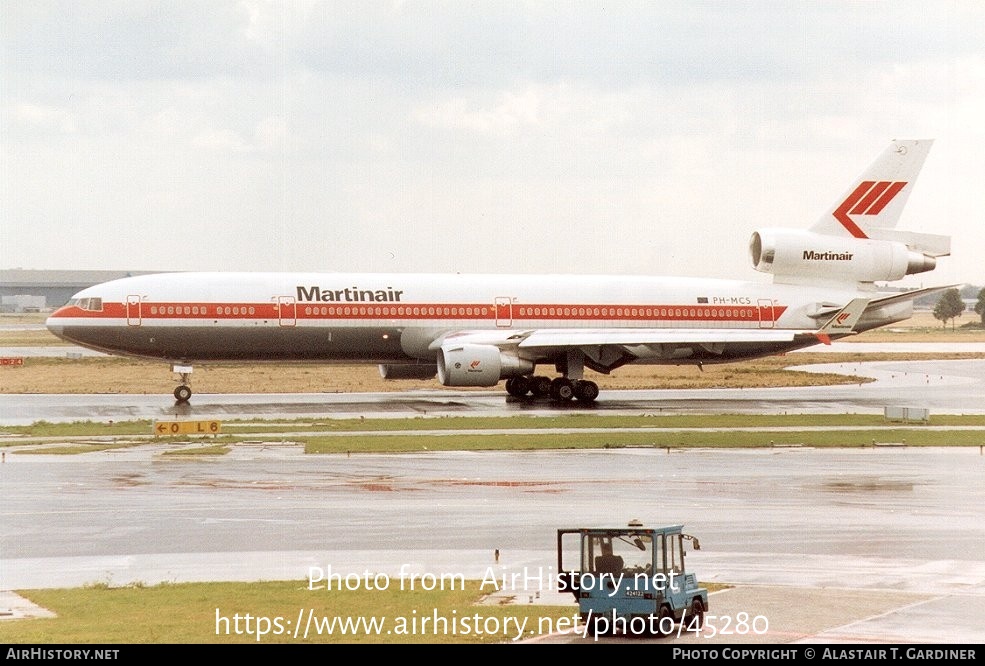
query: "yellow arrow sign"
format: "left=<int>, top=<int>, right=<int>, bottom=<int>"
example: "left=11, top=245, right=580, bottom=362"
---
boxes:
left=154, top=420, right=222, bottom=436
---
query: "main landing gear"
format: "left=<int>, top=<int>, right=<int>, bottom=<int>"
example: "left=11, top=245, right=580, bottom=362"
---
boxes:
left=504, top=375, right=600, bottom=404
left=172, top=364, right=193, bottom=404
left=504, top=349, right=601, bottom=404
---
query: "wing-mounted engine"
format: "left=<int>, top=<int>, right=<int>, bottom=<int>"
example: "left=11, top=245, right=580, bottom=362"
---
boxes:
left=749, top=229, right=938, bottom=285
left=436, top=343, right=534, bottom=387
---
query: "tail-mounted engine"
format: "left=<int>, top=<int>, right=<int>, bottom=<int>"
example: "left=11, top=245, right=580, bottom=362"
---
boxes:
left=750, top=229, right=937, bottom=283
left=436, top=343, right=534, bottom=387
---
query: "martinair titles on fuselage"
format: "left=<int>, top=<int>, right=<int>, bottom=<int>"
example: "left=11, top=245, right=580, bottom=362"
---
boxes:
left=296, top=285, right=405, bottom=303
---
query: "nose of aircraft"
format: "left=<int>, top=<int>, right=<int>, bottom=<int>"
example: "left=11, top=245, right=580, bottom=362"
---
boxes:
left=45, top=308, right=68, bottom=340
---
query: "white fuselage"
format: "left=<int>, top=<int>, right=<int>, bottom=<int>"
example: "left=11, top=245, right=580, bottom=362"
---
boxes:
left=45, top=271, right=909, bottom=366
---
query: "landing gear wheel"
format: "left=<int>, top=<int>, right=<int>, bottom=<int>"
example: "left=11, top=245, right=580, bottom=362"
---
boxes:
left=172, top=366, right=193, bottom=404
left=550, top=377, right=575, bottom=402
left=574, top=380, right=599, bottom=403
left=505, top=376, right=530, bottom=398
left=531, top=376, right=553, bottom=398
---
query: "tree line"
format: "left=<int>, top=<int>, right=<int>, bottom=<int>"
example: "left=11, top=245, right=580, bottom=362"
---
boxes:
left=933, top=286, right=985, bottom=330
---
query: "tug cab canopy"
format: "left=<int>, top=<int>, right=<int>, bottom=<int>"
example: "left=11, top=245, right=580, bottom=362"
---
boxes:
left=557, top=520, right=708, bottom=634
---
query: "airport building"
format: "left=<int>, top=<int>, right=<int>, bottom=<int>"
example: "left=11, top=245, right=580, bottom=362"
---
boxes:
left=0, top=269, right=155, bottom=312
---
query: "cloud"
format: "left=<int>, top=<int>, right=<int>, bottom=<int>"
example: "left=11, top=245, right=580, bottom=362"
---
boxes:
left=1, top=1, right=983, bottom=285
left=13, top=103, right=77, bottom=133
left=414, top=87, right=543, bottom=135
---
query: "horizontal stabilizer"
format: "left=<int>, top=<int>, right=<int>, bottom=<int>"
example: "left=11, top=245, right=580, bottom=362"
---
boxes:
left=865, top=228, right=951, bottom=257
left=868, top=284, right=963, bottom=308
left=808, top=285, right=961, bottom=321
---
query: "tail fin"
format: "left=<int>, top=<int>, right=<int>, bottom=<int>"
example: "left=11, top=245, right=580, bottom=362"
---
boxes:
left=811, top=139, right=949, bottom=257
left=812, top=139, right=932, bottom=237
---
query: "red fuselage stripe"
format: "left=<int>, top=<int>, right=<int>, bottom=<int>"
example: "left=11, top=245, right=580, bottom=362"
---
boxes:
left=52, top=302, right=789, bottom=323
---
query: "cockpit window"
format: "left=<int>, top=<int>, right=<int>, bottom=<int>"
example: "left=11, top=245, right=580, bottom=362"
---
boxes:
left=69, top=297, right=103, bottom=312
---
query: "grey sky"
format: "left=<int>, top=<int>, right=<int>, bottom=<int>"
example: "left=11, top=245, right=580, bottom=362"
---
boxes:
left=2, top=1, right=983, bottom=287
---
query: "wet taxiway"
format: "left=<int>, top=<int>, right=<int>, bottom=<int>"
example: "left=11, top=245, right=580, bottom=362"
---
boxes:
left=1, top=444, right=983, bottom=643
left=2, top=351, right=984, bottom=643
left=2, top=358, right=984, bottom=426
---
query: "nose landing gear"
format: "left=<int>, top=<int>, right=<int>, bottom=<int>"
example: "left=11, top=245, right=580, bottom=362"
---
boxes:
left=172, top=364, right=193, bottom=403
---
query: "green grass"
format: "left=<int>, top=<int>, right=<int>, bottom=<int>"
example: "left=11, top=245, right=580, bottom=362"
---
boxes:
left=0, top=580, right=579, bottom=644
left=5, top=413, right=985, bottom=440
left=4, top=414, right=985, bottom=453
left=257, top=413, right=985, bottom=430
left=0, top=579, right=734, bottom=644
left=302, top=428, right=985, bottom=454
left=0, top=420, right=156, bottom=438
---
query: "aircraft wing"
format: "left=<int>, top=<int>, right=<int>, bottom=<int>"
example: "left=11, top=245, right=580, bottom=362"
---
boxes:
left=433, top=327, right=806, bottom=351
left=515, top=328, right=802, bottom=348
left=433, top=326, right=823, bottom=375
left=433, top=298, right=869, bottom=373
left=435, top=297, right=873, bottom=350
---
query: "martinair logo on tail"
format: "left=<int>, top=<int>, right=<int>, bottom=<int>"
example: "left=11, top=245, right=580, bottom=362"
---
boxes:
left=835, top=312, right=852, bottom=326
left=833, top=180, right=908, bottom=238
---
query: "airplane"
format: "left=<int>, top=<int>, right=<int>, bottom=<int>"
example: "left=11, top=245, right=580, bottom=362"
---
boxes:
left=46, top=139, right=952, bottom=405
